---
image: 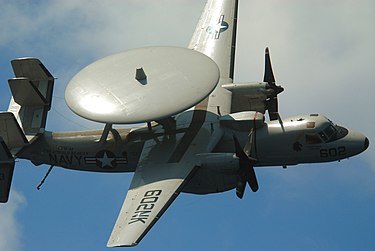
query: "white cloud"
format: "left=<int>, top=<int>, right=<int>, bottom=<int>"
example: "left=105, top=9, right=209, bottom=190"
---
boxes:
left=0, top=0, right=204, bottom=131
left=0, top=0, right=202, bottom=59
left=0, top=190, right=26, bottom=251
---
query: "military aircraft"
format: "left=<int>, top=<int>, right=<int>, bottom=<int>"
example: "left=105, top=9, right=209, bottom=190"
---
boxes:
left=0, top=0, right=369, bottom=248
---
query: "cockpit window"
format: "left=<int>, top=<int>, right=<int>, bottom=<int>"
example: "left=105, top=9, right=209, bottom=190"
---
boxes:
left=319, top=131, right=328, bottom=141
left=317, top=125, right=337, bottom=142
left=305, top=124, right=348, bottom=144
left=319, top=125, right=348, bottom=142
left=332, top=126, right=349, bottom=141
left=323, top=125, right=337, bottom=138
left=306, top=134, right=322, bottom=144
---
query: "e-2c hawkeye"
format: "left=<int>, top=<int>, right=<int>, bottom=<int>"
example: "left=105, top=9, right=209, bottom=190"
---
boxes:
left=0, top=0, right=369, bottom=247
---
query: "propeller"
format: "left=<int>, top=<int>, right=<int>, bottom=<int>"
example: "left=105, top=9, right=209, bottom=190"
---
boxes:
left=263, top=47, right=284, bottom=121
left=233, top=134, right=258, bottom=199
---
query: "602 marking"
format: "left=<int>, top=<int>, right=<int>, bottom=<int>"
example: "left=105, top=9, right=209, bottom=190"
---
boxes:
left=320, top=146, right=346, bottom=158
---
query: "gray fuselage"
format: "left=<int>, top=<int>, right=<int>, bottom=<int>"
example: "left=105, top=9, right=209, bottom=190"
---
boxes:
left=17, top=112, right=368, bottom=195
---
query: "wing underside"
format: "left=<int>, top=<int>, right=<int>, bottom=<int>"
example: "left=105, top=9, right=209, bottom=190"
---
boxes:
left=107, top=163, right=197, bottom=247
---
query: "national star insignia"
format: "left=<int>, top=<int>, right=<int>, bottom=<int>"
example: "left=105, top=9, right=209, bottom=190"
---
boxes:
left=97, top=152, right=115, bottom=168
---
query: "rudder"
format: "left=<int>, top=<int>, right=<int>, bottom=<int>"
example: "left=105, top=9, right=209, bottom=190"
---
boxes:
left=0, top=137, right=15, bottom=203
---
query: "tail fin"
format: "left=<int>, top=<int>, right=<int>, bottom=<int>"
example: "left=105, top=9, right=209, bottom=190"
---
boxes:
left=0, top=112, right=28, bottom=151
left=0, top=112, right=28, bottom=202
left=7, top=58, right=54, bottom=141
left=0, top=137, right=15, bottom=203
left=0, top=58, right=54, bottom=202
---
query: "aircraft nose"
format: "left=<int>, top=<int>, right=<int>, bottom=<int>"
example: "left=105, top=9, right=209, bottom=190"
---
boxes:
left=364, top=137, right=370, bottom=151
left=338, top=129, right=368, bottom=157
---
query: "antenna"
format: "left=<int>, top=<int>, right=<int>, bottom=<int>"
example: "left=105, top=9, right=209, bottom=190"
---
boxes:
left=37, top=165, right=54, bottom=190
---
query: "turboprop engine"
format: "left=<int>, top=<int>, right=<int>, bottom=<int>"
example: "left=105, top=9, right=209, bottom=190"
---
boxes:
left=182, top=152, right=239, bottom=194
left=222, top=48, right=284, bottom=121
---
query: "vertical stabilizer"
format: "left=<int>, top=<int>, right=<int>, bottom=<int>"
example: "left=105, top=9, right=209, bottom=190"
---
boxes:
left=0, top=137, right=15, bottom=203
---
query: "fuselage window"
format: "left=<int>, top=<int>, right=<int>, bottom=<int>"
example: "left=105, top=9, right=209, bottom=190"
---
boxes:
left=306, top=122, right=315, bottom=128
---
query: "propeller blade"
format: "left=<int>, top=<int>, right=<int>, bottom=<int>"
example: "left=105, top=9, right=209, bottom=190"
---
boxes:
left=234, top=134, right=248, bottom=160
left=233, top=135, right=259, bottom=199
left=236, top=179, right=246, bottom=199
left=263, top=47, right=275, bottom=83
left=246, top=165, right=259, bottom=192
left=263, top=47, right=284, bottom=121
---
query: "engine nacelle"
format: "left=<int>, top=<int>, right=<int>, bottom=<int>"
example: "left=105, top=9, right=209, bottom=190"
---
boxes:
left=222, top=82, right=272, bottom=99
left=222, top=82, right=273, bottom=113
left=198, top=153, right=239, bottom=170
left=182, top=153, right=240, bottom=194
left=220, top=111, right=265, bottom=131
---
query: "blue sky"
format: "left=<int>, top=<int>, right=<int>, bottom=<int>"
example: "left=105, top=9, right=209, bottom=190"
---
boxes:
left=0, top=0, right=374, bottom=250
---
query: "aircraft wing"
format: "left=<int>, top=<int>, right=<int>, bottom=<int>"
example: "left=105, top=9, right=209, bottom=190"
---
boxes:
left=107, top=162, right=197, bottom=247
left=106, top=0, right=236, bottom=247
left=189, top=0, right=238, bottom=81
left=107, top=109, right=224, bottom=247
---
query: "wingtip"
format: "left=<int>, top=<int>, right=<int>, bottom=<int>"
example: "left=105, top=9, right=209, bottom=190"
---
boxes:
left=106, top=241, right=138, bottom=248
left=107, top=232, right=140, bottom=248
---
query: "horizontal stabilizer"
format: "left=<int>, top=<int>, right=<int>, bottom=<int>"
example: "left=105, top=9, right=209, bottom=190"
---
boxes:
left=11, top=57, right=53, bottom=81
left=0, top=138, right=15, bottom=203
left=9, top=78, right=47, bottom=106
left=10, top=58, right=54, bottom=109
left=7, top=58, right=55, bottom=137
left=0, top=112, right=28, bottom=150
